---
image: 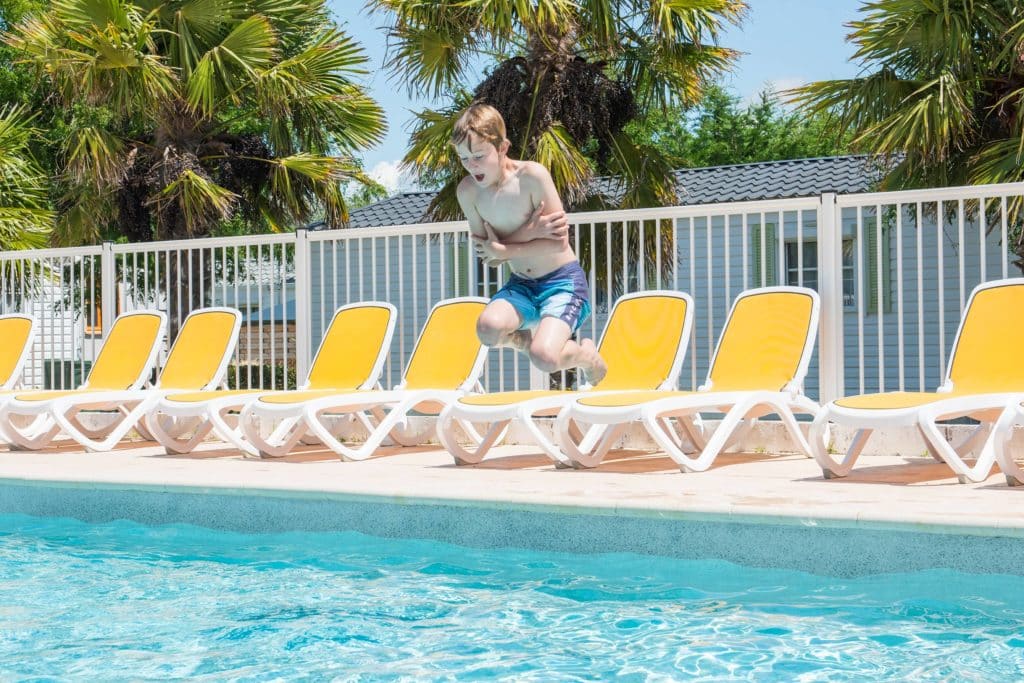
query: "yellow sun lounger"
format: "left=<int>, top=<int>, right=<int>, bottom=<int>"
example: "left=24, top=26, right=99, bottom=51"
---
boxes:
left=0, top=309, right=172, bottom=450
left=437, top=290, right=693, bottom=466
left=557, top=287, right=821, bottom=471
left=239, top=297, right=488, bottom=460
left=145, top=301, right=396, bottom=456
left=0, top=314, right=37, bottom=390
left=812, top=278, right=1024, bottom=483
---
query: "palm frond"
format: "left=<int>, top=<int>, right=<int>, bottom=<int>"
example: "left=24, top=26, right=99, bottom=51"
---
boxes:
left=186, top=14, right=278, bottom=116
left=531, top=123, right=592, bottom=205
left=150, top=169, right=236, bottom=236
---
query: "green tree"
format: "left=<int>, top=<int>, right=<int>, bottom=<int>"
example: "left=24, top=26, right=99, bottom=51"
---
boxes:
left=370, top=0, right=746, bottom=218
left=0, top=104, right=51, bottom=251
left=632, top=85, right=852, bottom=167
left=4, top=0, right=387, bottom=246
left=790, top=0, right=1024, bottom=192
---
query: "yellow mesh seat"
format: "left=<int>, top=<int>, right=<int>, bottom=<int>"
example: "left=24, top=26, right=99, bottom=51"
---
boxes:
left=833, top=392, right=953, bottom=411
left=0, top=314, right=36, bottom=390
left=84, top=312, right=165, bottom=390
left=403, top=300, right=489, bottom=390
left=158, top=310, right=242, bottom=390
left=577, top=390, right=687, bottom=409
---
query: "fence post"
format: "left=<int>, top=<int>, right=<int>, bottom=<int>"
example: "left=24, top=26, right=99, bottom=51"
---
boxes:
left=817, top=193, right=844, bottom=403
left=100, top=241, right=115, bottom=337
left=293, top=229, right=311, bottom=385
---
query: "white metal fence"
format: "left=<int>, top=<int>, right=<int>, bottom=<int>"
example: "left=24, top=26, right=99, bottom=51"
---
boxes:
left=2, top=181, right=1022, bottom=401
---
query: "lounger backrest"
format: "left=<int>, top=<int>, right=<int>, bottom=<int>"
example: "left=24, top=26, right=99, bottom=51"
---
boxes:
left=946, top=279, right=1024, bottom=393
left=83, top=311, right=166, bottom=390
left=403, top=298, right=488, bottom=390
left=0, top=314, right=36, bottom=389
left=158, top=308, right=242, bottom=390
left=596, top=291, right=692, bottom=391
left=306, top=303, right=396, bottom=390
left=705, top=287, right=819, bottom=392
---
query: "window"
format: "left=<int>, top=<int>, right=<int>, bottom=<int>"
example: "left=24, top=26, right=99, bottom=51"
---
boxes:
left=783, top=236, right=889, bottom=313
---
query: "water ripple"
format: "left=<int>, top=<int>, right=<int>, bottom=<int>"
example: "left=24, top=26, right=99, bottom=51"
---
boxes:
left=0, top=513, right=1023, bottom=679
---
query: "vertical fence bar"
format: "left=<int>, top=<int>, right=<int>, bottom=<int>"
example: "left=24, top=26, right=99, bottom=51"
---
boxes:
left=895, top=203, right=904, bottom=391
left=855, top=206, right=865, bottom=394
left=100, top=241, right=115, bottom=337
left=294, top=229, right=311, bottom=384
left=916, top=202, right=925, bottom=392
left=875, top=203, right=884, bottom=392
left=817, top=193, right=843, bottom=403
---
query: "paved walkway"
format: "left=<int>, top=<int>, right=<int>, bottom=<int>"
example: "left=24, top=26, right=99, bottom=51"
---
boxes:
left=2, top=439, right=1023, bottom=535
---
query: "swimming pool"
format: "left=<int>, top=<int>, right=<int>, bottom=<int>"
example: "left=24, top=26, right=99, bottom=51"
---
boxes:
left=3, top=511, right=1024, bottom=679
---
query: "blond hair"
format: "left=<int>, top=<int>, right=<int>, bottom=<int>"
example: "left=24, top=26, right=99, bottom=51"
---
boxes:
left=451, top=103, right=506, bottom=151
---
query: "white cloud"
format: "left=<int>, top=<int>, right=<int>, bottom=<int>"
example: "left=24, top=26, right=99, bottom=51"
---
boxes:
left=368, top=159, right=418, bottom=195
left=741, top=77, right=807, bottom=106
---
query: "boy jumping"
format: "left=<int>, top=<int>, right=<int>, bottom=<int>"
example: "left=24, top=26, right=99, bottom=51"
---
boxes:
left=452, top=103, right=607, bottom=384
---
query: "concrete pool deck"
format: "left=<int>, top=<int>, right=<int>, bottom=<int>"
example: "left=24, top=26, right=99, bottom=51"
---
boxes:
left=1, top=438, right=1023, bottom=536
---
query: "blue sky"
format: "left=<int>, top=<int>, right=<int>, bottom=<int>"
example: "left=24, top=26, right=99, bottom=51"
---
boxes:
left=330, top=1, right=867, bottom=192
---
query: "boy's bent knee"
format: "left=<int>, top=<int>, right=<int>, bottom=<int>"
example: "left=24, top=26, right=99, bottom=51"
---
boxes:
left=477, top=314, right=514, bottom=345
left=529, top=347, right=562, bottom=374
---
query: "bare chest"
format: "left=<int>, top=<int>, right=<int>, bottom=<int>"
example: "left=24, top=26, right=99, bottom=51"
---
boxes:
left=474, top=181, right=535, bottom=235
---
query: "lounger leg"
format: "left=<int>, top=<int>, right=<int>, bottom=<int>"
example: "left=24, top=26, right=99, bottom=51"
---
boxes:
left=774, top=402, right=814, bottom=458
left=518, top=406, right=579, bottom=466
left=646, top=400, right=761, bottom=473
left=438, top=410, right=508, bottom=466
left=48, top=398, right=160, bottom=452
left=991, top=405, right=1024, bottom=486
left=917, top=407, right=999, bottom=483
left=207, top=405, right=259, bottom=457
left=567, top=423, right=626, bottom=469
left=147, top=413, right=215, bottom=455
left=809, top=408, right=871, bottom=479
left=304, top=400, right=419, bottom=461
left=555, top=409, right=600, bottom=468
left=0, top=410, right=59, bottom=450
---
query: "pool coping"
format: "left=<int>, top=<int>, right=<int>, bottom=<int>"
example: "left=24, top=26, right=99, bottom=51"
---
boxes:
left=2, top=440, right=1024, bottom=540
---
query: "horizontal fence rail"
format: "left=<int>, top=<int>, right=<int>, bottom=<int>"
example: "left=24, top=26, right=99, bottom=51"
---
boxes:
left=1, top=182, right=1023, bottom=403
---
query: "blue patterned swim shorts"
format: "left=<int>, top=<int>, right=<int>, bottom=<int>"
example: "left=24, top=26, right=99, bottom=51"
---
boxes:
left=492, top=261, right=592, bottom=332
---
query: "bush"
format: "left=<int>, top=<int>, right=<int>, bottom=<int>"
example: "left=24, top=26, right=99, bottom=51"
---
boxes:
left=226, top=364, right=297, bottom=390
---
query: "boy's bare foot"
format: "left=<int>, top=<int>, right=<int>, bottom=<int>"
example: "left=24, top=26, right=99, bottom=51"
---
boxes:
left=578, top=338, right=608, bottom=386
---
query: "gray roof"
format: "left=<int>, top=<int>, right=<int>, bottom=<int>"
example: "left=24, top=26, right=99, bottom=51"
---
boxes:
left=326, top=155, right=883, bottom=230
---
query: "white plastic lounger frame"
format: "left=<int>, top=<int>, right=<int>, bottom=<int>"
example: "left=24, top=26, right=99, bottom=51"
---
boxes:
left=989, top=401, right=1024, bottom=487
left=811, top=278, right=1024, bottom=482
left=557, top=287, right=821, bottom=472
left=240, top=297, right=489, bottom=460
left=437, top=290, right=694, bottom=467
left=145, top=302, right=396, bottom=456
left=0, top=309, right=171, bottom=450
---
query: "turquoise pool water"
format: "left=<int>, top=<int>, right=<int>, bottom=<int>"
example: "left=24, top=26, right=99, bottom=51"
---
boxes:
left=2, top=512, right=1023, bottom=680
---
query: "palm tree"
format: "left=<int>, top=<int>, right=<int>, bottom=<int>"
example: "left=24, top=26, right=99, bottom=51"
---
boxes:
left=370, top=0, right=746, bottom=219
left=790, top=1, right=1024, bottom=203
left=5, top=0, right=387, bottom=328
left=0, top=104, right=50, bottom=252
left=5, top=0, right=387, bottom=244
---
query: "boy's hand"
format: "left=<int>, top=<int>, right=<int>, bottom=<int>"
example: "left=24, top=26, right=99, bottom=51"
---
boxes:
left=472, top=221, right=508, bottom=265
left=526, top=201, right=568, bottom=241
